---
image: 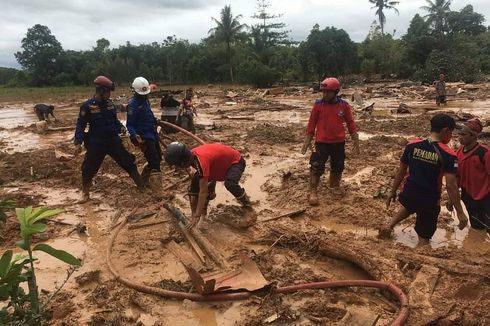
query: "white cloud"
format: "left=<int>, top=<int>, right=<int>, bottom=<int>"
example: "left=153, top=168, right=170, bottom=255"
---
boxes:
left=1, top=0, right=488, bottom=68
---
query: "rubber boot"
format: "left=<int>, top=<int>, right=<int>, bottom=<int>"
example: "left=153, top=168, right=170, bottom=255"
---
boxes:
left=79, top=179, right=91, bottom=203
left=129, top=170, right=146, bottom=192
left=140, top=163, right=151, bottom=187
left=309, top=173, right=320, bottom=206
left=188, top=193, right=198, bottom=216
left=329, top=172, right=342, bottom=188
left=148, top=170, right=163, bottom=197
left=236, top=191, right=252, bottom=208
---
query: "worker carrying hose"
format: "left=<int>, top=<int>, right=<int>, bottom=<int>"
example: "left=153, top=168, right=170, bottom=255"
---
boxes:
left=301, top=77, right=359, bottom=205
left=454, top=119, right=490, bottom=233
left=127, top=76, right=162, bottom=189
left=381, top=114, right=468, bottom=242
left=164, top=142, right=253, bottom=230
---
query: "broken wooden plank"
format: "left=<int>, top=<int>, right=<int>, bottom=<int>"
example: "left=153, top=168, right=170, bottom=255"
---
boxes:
left=166, top=240, right=204, bottom=271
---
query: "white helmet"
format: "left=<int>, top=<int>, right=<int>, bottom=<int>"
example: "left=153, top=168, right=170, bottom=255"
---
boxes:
left=131, top=77, right=151, bottom=95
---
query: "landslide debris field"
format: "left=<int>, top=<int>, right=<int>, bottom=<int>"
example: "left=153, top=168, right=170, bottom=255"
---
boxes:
left=0, top=82, right=489, bottom=326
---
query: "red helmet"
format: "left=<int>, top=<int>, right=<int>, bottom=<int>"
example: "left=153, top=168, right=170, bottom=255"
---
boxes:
left=320, top=77, right=341, bottom=92
left=94, top=76, right=115, bottom=91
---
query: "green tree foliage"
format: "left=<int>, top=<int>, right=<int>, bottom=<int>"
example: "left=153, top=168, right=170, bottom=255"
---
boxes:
left=250, top=0, right=290, bottom=64
left=300, top=24, right=357, bottom=81
left=368, top=0, right=400, bottom=34
left=359, top=22, right=406, bottom=78
left=14, top=24, right=63, bottom=86
left=6, top=3, right=490, bottom=87
left=403, top=14, right=435, bottom=73
left=209, top=5, right=247, bottom=82
left=421, top=0, right=452, bottom=39
left=447, top=5, right=486, bottom=35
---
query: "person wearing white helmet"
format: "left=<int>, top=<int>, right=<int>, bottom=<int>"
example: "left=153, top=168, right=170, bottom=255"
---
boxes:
left=127, top=77, right=162, bottom=188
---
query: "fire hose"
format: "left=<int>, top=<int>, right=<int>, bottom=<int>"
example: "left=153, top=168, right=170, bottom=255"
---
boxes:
left=107, top=216, right=409, bottom=325
left=107, top=121, right=409, bottom=325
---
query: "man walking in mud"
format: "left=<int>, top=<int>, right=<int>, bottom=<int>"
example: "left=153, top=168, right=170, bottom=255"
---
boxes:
left=127, top=77, right=162, bottom=189
left=434, top=73, right=447, bottom=106
left=381, top=114, right=468, bottom=242
left=34, top=104, right=56, bottom=122
left=164, top=142, right=254, bottom=229
left=74, top=76, right=145, bottom=202
left=456, top=118, right=490, bottom=233
left=301, top=77, right=359, bottom=206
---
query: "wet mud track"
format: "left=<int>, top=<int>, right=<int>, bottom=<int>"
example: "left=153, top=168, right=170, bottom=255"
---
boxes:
left=0, top=83, right=489, bottom=325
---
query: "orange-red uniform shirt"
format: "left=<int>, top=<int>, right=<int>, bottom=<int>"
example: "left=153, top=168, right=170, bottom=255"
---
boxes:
left=192, top=144, right=241, bottom=181
left=457, top=144, right=490, bottom=200
left=306, top=98, right=358, bottom=144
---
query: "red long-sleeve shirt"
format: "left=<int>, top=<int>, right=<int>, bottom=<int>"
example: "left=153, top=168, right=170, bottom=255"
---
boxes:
left=306, top=98, right=358, bottom=144
left=457, top=143, right=490, bottom=200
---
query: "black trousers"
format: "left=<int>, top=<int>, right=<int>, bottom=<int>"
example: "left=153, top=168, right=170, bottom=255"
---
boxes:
left=399, top=192, right=441, bottom=240
left=462, top=189, right=490, bottom=232
left=143, top=140, right=162, bottom=171
left=81, top=140, right=137, bottom=183
left=190, top=158, right=246, bottom=198
left=310, top=142, right=345, bottom=175
left=436, top=95, right=447, bottom=106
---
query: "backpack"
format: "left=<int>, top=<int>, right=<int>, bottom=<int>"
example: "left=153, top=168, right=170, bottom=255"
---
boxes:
left=473, top=145, right=487, bottom=166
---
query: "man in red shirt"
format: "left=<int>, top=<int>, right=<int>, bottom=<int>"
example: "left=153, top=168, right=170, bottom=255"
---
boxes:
left=381, top=114, right=468, bottom=241
left=456, top=119, right=490, bottom=233
left=164, top=142, right=251, bottom=229
left=301, top=77, right=359, bottom=205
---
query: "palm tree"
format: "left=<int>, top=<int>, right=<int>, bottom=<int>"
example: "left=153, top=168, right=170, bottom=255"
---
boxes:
left=209, top=5, right=247, bottom=82
left=420, top=0, right=451, bottom=37
left=369, top=0, right=400, bottom=34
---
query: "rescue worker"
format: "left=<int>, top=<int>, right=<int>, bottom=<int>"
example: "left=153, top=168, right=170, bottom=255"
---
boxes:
left=381, top=114, right=468, bottom=241
left=34, top=104, right=56, bottom=122
left=301, top=77, right=360, bottom=206
left=456, top=119, right=490, bottom=233
left=160, top=93, right=181, bottom=133
left=164, top=142, right=252, bottom=230
left=74, top=76, right=145, bottom=202
left=127, top=77, right=162, bottom=187
left=434, top=73, right=447, bottom=106
left=177, top=88, right=197, bottom=133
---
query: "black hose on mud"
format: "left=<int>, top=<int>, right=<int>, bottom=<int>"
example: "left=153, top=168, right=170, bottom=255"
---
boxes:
left=106, top=122, right=410, bottom=325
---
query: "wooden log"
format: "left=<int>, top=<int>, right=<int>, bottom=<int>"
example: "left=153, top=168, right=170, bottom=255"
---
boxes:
left=164, top=204, right=229, bottom=269
left=166, top=240, right=204, bottom=271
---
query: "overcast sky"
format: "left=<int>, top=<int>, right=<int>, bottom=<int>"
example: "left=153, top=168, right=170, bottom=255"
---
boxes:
left=1, top=0, right=489, bottom=68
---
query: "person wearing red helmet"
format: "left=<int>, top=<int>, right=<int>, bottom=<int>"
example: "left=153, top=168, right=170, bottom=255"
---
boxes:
left=456, top=119, right=490, bottom=233
left=301, top=77, right=359, bottom=205
left=74, top=76, right=145, bottom=202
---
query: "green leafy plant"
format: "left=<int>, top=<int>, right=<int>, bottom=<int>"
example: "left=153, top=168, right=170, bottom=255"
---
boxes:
left=0, top=206, right=81, bottom=325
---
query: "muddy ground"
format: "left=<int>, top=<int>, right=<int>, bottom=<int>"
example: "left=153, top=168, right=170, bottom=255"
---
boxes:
left=0, top=82, right=489, bottom=325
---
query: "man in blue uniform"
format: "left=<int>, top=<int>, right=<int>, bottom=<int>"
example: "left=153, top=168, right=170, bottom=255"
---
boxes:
left=127, top=77, right=162, bottom=186
left=74, top=75, right=145, bottom=202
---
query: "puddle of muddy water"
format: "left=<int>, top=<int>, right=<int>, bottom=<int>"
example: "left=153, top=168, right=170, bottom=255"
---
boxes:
left=312, top=215, right=490, bottom=253
left=0, top=106, right=37, bottom=129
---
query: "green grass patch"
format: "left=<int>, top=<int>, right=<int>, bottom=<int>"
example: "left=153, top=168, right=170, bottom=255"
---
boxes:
left=0, top=86, right=95, bottom=103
